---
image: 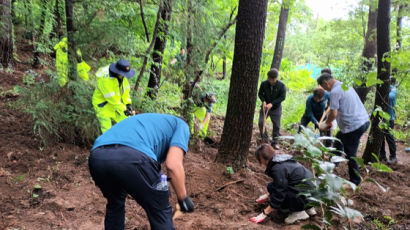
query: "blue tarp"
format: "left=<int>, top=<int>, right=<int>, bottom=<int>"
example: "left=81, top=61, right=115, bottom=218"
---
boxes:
left=297, top=63, right=322, bottom=79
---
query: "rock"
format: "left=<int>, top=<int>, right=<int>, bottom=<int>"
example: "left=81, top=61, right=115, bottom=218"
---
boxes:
left=223, top=209, right=236, bottom=217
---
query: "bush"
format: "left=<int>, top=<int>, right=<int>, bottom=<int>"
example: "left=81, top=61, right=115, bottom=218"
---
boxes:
left=16, top=72, right=100, bottom=147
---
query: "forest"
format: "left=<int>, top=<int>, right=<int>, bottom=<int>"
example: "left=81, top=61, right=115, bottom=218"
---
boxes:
left=0, top=0, right=409, bottom=229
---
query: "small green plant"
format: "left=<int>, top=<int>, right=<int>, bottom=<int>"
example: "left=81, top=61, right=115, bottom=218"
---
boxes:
left=34, top=184, right=42, bottom=189
left=226, top=166, right=234, bottom=175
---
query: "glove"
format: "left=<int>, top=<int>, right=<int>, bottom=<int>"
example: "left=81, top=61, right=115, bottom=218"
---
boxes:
left=178, top=196, right=195, bottom=213
left=250, top=212, right=268, bottom=223
left=256, top=194, right=269, bottom=204
left=124, top=104, right=134, bottom=116
left=319, top=122, right=330, bottom=131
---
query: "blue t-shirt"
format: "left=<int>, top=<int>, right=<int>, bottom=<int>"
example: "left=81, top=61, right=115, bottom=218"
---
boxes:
left=387, top=85, right=397, bottom=121
left=92, top=113, right=190, bottom=163
left=303, top=92, right=330, bottom=124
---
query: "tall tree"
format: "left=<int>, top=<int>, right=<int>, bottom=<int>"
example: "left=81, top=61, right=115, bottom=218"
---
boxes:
left=354, top=4, right=378, bottom=103
left=0, top=0, right=13, bottom=68
left=362, top=0, right=391, bottom=163
left=65, top=0, right=77, bottom=81
left=147, top=0, right=173, bottom=99
left=216, top=0, right=268, bottom=169
left=271, top=0, right=292, bottom=70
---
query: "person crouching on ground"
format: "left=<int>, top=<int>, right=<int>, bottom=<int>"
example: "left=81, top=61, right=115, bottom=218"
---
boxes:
left=250, top=144, right=316, bottom=224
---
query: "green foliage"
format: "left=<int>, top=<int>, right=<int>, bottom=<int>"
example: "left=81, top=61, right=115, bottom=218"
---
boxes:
left=16, top=71, right=100, bottom=146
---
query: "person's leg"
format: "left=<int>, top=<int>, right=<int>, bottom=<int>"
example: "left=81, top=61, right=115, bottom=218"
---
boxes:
left=380, top=137, right=387, bottom=161
left=386, top=120, right=397, bottom=160
left=258, top=108, right=269, bottom=141
left=342, top=122, right=369, bottom=185
left=89, top=150, right=127, bottom=230
left=118, top=151, right=174, bottom=230
left=95, top=110, right=112, bottom=133
left=280, top=191, right=306, bottom=212
left=299, top=116, right=309, bottom=133
left=270, top=107, right=282, bottom=145
left=333, top=131, right=344, bottom=157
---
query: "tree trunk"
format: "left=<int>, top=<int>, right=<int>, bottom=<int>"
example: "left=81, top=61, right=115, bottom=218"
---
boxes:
left=134, top=1, right=163, bottom=92
left=147, top=0, right=172, bottom=99
left=362, top=0, right=391, bottom=164
left=65, top=0, right=77, bottom=81
left=216, top=0, right=268, bottom=169
left=222, top=55, right=227, bottom=80
left=33, top=0, right=48, bottom=68
left=354, top=6, right=377, bottom=103
left=0, top=0, right=13, bottom=68
left=52, top=0, right=63, bottom=39
left=138, top=0, right=150, bottom=43
left=270, top=5, right=289, bottom=70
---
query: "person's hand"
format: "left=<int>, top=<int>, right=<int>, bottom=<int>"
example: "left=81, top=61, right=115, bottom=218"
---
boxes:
left=178, top=196, right=194, bottom=213
left=250, top=212, right=268, bottom=223
left=319, top=122, right=332, bottom=131
left=262, top=101, right=267, bottom=109
left=256, top=194, right=269, bottom=204
left=266, top=103, right=273, bottom=110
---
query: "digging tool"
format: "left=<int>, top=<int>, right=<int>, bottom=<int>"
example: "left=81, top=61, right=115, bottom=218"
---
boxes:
left=262, top=105, right=271, bottom=136
left=173, top=203, right=183, bottom=220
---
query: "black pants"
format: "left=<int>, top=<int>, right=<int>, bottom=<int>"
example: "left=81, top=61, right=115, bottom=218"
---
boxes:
left=267, top=182, right=307, bottom=212
left=380, top=120, right=396, bottom=160
left=258, top=106, right=282, bottom=144
left=333, top=122, right=370, bottom=185
left=89, top=145, right=174, bottom=230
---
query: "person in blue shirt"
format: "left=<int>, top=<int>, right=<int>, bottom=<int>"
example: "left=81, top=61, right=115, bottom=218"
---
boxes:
left=88, top=113, right=195, bottom=230
left=381, top=79, right=397, bottom=164
left=299, top=88, right=330, bottom=133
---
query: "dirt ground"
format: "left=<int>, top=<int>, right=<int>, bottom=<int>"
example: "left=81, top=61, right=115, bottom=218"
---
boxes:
left=1, top=64, right=410, bottom=229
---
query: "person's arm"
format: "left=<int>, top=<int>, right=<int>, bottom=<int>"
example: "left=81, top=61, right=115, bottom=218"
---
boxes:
left=201, top=112, right=211, bottom=128
left=98, top=79, right=126, bottom=112
left=165, top=146, right=187, bottom=200
left=305, top=97, right=317, bottom=124
left=271, top=84, right=287, bottom=107
left=267, top=166, right=288, bottom=210
left=258, top=82, right=266, bottom=103
left=325, top=109, right=338, bottom=125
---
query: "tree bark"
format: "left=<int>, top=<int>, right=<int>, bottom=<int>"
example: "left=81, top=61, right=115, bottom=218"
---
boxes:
left=271, top=4, right=289, bottom=70
left=362, top=0, right=391, bottom=163
left=138, top=0, right=150, bottom=43
left=216, top=0, right=268, bottom=169
left=354, top=6, right=377, bottom=103
left=147, top=0, right=172, bottom=99
left=0, top=0, right=13, bottom=68
left=52, top=0, right=63, bottom=39
left=65, top=0, right=77, bottom=81
left=134, top=1, right=163, bottom=91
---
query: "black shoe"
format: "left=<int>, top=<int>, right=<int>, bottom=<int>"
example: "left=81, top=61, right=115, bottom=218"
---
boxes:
left=271, top=143, right=280, bottom=150
left=388, top=157, right=397, bottom=164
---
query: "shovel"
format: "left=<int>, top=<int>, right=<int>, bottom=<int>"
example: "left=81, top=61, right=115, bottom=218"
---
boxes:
left=173, top=203, right=183, bottom=220
left=262, top=106, right=270, bottom=136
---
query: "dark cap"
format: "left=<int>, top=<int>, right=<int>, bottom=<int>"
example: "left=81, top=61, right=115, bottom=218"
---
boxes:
left=109, top=59, right=136, bottom=78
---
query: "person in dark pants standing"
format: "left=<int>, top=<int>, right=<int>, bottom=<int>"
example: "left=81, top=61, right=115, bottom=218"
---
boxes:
left=318, top=73, right=370, bottom=185
left=88, top=113, right=195, bottom=230
left=381, top=79, right=397, bottom=164
left=258, top=68, right=286, bottom=149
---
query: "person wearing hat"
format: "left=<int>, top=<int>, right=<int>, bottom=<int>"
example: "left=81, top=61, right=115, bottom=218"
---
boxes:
left=89, top=113, right=195, bottom=230
left=92, top=59, right=136, bottom=133
left=191, top=92, right=216, bottom=138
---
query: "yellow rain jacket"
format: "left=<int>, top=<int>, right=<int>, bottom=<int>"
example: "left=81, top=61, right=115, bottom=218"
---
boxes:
left=54, top=38, right=90, bottom=86
left=54, top=38, right=68, bottom=87
left=92, top=75, right=132, bottom=133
